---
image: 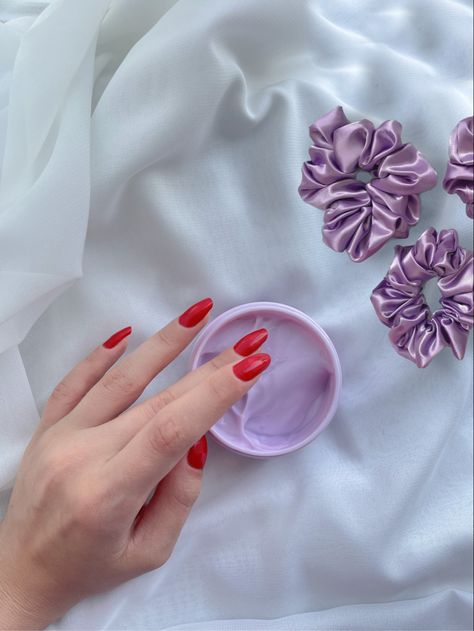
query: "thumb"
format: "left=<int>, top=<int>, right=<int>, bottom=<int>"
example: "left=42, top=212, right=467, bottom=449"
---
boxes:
left=127, top=436, right=207, bottom=572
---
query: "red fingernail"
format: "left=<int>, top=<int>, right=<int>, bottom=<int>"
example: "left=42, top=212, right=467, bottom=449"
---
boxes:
left=178, top=298, right=213, bottom=328
left=187, top=435, right=208, bottom=470
left=233, top=353, right=271, bottom=382
left=102, top=326, right=132, bottom=349
left=233, top=328, right=269, bottom=357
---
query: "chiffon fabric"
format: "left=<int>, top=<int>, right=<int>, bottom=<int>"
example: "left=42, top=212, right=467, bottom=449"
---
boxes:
left=0, top=1, right=473, bottom=630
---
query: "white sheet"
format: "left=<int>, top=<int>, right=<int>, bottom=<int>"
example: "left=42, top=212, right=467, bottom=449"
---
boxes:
left=0, top=0, right=473, bottom=629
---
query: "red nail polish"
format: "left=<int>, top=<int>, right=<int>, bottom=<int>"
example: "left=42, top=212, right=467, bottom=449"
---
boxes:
left=187, top=435, right=208, bottom=470
left=233, top=353, right=271, bottom=382
left=178, top=298, right=213, bottom=328
left=233, top=328, right=269, bottom=357
left=102, top=326, right=132, bottom=349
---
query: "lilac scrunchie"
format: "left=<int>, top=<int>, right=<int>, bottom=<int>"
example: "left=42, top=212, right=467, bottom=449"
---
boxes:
left=299, top=107, right=438, bottom=262
left=442, top=116, right=474, bottom=219
left=371, top=227, right=473, bottom=368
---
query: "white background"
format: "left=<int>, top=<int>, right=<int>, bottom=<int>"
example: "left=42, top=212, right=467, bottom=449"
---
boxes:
left=0, top=1, right=473, bottom=629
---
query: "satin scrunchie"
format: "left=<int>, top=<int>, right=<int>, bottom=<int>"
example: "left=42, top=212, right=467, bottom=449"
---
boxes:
left=299, top=107, right=438, bottom=262
left=371, top=227, right=473, bottom=368
left=443, top=116, right=474, bottom=219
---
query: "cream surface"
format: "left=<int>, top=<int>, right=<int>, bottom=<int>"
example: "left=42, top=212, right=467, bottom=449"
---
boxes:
left=197, top=310, right=338, bottom=454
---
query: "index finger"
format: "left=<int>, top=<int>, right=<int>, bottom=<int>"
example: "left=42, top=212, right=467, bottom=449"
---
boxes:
left=106, top=327, right=269, bottom=447
left=108, top=353, right=271, bottom=499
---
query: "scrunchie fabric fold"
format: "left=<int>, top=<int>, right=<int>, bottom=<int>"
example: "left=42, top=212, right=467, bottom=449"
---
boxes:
left=371, top=227, right=473, bottom=367
left=299, top=107, right=438, bottom=262
left=443, top=116, right=474, bottom=218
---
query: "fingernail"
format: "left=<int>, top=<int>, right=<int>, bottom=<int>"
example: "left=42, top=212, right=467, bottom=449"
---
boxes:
left=187, top=435, right=208, bottom=470
left=103, top=326, right=132, bottom=349
left=233, top=328, right=269, bottom=357
left=178, top=298, right=213, bottom=328
left=233, top=353, right=271, bottom=382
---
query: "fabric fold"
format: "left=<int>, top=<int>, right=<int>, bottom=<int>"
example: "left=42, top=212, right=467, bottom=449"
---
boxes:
left=0, top=0, right=109, bottom=355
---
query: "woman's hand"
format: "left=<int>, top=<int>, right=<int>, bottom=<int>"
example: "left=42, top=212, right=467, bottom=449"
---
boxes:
left=0, top=298, right=270, bottom=630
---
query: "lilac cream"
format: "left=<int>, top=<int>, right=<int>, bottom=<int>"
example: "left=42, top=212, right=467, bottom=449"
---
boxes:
left=189, top=302, right=342, bottom=458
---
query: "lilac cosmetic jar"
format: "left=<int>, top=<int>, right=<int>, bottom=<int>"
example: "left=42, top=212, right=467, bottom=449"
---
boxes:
left=189, top=302, right=342, bottom=458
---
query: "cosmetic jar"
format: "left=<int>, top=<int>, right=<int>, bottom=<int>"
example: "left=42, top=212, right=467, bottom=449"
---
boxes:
left=189, top=302, right=342, bottom=458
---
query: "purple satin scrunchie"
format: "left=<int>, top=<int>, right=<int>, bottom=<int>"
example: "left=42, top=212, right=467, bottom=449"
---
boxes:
left=371, top=227, right=473, bottom=368
left=299, top=107, right=438, bottom=262
left=442, top=116, right=474, bottom=219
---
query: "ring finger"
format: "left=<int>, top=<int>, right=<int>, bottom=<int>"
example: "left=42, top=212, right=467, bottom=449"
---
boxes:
left=100, top=327, right=269, bottom=447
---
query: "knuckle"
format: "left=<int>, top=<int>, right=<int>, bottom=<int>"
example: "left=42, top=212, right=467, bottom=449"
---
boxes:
left=145, top=390, right=176, bottom=418
left=49, top=380, right=78, bottom=407
left=34, top=446, right=79, bottom=504
left=101, top=366, right=138, bottom=397
left=154, top=328, right=177, bottom=351
left=207, top=375, right=230, bottom=405
left=209, top=355, right=225, bottom=371
left=148, top=415, right=184, bottom=455
left=157, top=389, right=177, bottom=408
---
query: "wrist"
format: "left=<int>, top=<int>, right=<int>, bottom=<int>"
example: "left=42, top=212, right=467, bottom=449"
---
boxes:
left=0, top=524, right=59, bottom=630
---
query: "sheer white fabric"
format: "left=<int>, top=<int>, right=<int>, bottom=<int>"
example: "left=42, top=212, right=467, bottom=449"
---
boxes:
left=0, top=1, right=472, bottom=629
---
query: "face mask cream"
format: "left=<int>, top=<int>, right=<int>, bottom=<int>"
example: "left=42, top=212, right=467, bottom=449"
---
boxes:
left=189, top=302, right=342, bottom=458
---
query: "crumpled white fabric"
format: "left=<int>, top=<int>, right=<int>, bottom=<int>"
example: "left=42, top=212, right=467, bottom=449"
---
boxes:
left=0, top=0, right=472, bottom=629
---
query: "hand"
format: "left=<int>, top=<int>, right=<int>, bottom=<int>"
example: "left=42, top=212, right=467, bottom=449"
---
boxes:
left=0, top=299, right=270, bottom=630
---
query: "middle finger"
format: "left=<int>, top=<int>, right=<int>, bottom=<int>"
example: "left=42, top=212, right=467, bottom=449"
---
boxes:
left=101, top=327, right=269, bottom=446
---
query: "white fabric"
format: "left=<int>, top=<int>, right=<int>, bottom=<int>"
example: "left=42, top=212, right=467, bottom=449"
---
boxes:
left=0, top=0, right=473, bottom=629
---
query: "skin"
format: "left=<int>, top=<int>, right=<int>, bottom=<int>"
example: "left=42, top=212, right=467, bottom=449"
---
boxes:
left=0, top=309, right=267, bottom=629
